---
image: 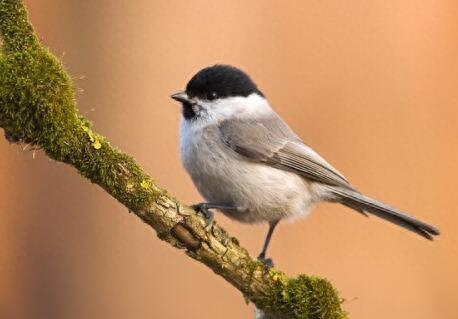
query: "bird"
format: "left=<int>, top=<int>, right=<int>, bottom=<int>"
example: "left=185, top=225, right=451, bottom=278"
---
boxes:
left=171, top=64, right=439, bottom=265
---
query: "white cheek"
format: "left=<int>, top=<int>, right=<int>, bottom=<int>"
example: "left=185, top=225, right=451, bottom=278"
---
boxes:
left=199, top=93, right=273, bottom=124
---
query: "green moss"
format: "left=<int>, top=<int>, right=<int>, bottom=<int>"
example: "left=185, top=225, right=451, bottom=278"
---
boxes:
left=256, top=272, right=346, bottom=319
left=0, top=0, right=39, bottom=53
left=0, top=0, right=165, bottom=212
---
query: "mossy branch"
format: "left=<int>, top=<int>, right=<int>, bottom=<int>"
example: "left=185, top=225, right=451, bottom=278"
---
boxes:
left=0, top=1, right=346, bottom=318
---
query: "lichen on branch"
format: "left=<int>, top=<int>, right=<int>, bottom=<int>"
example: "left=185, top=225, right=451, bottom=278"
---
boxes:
left=0, top=1, right=346, bottom=318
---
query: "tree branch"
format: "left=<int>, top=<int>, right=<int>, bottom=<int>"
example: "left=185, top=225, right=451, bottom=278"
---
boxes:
left=0, top=1, right=346, bottom=318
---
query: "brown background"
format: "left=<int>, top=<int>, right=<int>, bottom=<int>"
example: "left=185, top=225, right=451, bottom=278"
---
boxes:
left=1, top=1, right=457, bottom=318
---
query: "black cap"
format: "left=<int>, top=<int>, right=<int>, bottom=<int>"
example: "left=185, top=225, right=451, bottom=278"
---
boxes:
left=186, top=65, right=263, bottom=101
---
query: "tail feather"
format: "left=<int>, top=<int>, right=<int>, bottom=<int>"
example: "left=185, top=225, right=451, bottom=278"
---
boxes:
left=330, top=187, right=440, bottom=240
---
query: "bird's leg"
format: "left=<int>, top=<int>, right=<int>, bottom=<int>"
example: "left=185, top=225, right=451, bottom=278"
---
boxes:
left=191, top=203, right=238, bottom=229
left=257, top=220, right=279, bottom=268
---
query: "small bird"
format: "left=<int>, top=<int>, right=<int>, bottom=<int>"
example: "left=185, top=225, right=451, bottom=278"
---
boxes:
left=171, top=64, right=439, bottom=265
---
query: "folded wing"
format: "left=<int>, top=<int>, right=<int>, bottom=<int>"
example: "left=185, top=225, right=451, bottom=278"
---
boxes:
left=218, top=113, right=351, bottom=189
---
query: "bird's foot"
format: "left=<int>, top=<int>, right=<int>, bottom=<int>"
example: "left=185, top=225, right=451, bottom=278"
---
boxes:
left=191, top=203, right=215, bottom=230
left=191, top=203, right=240, bottom=230
left=257, top=253, right=274, bottom=269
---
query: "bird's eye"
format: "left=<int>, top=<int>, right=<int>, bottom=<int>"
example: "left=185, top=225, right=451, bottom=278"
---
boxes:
left=208, top=92, right=218, bottom=100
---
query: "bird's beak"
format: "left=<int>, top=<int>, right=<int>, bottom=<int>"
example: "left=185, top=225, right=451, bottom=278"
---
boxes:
left=171, top=91, right=191, bottom=104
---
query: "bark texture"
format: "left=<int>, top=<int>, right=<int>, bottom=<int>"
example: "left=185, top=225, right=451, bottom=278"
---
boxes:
left=0, top=1, right=346, bottom=318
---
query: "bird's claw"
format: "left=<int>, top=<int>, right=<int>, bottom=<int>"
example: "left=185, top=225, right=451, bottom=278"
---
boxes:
left=191, top=203, right=214, bottom=230
left=257, top=253, right=274, bottom=268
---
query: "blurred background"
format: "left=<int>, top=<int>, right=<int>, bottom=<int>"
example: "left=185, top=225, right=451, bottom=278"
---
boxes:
left=1, top=0, right=457, bottom=318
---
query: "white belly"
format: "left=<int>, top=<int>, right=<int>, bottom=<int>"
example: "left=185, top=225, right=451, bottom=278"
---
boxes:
left=180, top=120, right=315, bottom=223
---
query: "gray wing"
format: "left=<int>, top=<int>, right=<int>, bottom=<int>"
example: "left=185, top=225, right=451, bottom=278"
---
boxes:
left=218, top=113, right=352, bottom=189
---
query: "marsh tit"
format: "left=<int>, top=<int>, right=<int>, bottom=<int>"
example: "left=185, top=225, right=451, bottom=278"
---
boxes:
left=171, top=64, right=439, bottom=264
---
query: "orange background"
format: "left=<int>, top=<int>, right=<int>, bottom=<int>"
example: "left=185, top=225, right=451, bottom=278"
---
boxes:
left=1, top=1, right=457, bottom=318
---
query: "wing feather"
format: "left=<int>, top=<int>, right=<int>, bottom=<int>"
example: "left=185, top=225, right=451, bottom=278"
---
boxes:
left=219, top=114, right=351, bottom=189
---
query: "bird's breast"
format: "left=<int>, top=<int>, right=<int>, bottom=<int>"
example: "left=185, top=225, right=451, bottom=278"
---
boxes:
left=179, top=120, right=315, bottom=223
